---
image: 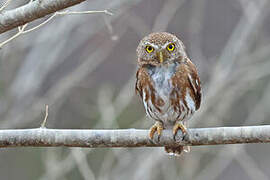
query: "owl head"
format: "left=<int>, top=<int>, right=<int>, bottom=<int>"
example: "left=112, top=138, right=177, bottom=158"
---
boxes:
left=136, top=32, right=187, bottom=66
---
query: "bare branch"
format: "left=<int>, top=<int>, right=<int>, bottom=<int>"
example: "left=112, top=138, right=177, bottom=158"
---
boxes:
left=0, top=0, right=98, bottom=34
left=0, top=125, right=270, bottom=148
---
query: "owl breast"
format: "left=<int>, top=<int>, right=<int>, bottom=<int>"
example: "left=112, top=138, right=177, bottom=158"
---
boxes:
left=142, top=63, right=195, bottom=126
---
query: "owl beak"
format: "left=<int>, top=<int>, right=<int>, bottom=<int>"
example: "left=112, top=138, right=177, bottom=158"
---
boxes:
left=157, top=51, right=164, bottom=63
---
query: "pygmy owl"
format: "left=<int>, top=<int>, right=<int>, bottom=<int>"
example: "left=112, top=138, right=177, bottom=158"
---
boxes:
left=135, top=32, right=201, bottom=155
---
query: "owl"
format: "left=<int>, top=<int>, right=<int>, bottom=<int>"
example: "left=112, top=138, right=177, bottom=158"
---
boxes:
left=135, top=32, right=201, bottom=155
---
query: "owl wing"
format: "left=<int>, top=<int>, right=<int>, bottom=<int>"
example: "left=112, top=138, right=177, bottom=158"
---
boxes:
left=186, top=59, right=201, bottom=110
left=135, top=66, right=148, bottom=99
left=173, top=59, right=201, bottom=111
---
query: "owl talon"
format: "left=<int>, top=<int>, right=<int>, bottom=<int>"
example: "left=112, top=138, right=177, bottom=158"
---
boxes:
left=183, top=146, right=190, bottom=153
left=173, top=121, right=187, bottom=140
left=149, top=122, right=163, bottom=140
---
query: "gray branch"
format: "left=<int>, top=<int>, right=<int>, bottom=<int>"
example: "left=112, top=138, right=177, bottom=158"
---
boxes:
left=0, top=125, right=270, bottom=148
left=0, top=0, right=86, bottom=34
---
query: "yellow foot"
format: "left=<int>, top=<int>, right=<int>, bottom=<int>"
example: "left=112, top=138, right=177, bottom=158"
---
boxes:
left=172, top=121, right=190, bottom=154
left=149, top=121, right=163, bottom=140
left=173, top=121, right=187, bottom=138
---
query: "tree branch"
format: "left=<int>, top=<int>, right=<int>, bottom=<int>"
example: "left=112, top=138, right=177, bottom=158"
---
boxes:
left=0, top=0, right=95, bottom=34
left=0, top=125, right=270, bottom=148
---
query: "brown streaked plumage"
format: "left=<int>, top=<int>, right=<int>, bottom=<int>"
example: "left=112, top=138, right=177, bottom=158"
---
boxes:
left=135, top=32, right=201, bottom=155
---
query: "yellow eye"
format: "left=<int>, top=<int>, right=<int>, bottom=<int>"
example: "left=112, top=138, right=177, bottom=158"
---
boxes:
left=167, top=43, right=175, bottom=52
left=145, top=45, right=154, bottom=53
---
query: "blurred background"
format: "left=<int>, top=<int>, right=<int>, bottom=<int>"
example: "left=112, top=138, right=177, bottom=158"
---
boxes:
left=0, top=0, right=270, bottom=179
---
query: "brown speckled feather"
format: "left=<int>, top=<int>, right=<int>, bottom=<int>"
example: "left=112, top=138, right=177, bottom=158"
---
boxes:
left=171, top=58, right=201, bottom=111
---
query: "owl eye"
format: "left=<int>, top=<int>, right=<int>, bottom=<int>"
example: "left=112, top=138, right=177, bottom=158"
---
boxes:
left=145, top=45, right=154, bottom=53
left=167, top=43, right=175, bottom=52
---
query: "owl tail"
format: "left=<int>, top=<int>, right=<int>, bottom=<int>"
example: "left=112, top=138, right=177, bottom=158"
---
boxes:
left=164, top=145, right=190, bottom=156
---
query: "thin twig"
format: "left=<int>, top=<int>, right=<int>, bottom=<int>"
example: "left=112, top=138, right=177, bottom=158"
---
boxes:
left=57, top=10, right=113, bottom=16
left=40, top=105, right=49, bottom=128
left=24, top=10, right=112, bottom=34
left=22, top=13, right=57, bottom=34
left=0, top=24, right=27, bottom=48
left=0, top=9, right=112, bottom=48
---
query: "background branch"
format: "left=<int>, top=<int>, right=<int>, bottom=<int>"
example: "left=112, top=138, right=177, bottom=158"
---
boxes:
left=0, top=125, right=270, bottom=148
